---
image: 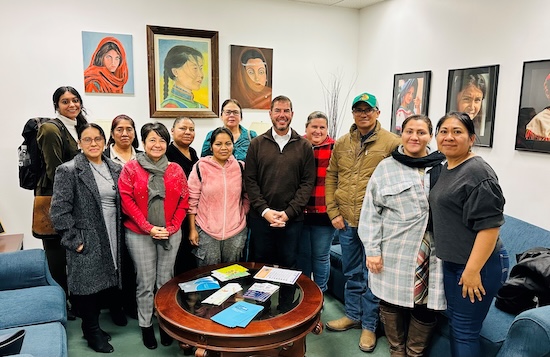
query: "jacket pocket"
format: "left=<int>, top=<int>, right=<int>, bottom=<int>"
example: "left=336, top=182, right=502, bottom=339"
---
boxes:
left=379, top=181, right=422, bottom=222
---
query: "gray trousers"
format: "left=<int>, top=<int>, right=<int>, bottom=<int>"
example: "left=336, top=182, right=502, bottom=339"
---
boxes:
left=193, top=226, right=247, bottom=267
left=125, top=228, right=182, bottom=327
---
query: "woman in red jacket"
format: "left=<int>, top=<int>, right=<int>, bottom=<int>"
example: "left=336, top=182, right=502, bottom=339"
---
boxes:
left=118, top=122, right=189, bottom=349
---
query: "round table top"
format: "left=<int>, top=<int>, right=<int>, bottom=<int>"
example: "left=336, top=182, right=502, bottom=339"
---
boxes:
left=155, top=262, right=323, bottom=352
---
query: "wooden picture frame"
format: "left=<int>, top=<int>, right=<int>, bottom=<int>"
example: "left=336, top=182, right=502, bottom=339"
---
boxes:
left=515, top=59, right=550, bottom=153
left=146, top=25, right=219, bottom=118
left=390, top=71, right=431, bottom=135
left=445, top=65, right=499, bottom=147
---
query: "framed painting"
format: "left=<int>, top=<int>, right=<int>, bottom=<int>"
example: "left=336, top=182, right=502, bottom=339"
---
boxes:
left=445, top=65, right=499, bottom=147
left=146, top=25, right=219, bottom=118
left=230, top=45, right=273, bottom=109
left=82, top=31, right=134, bottom=94
left=390, top=71, right=431, bottom=135
left=515, top=59, right=550, bottom=153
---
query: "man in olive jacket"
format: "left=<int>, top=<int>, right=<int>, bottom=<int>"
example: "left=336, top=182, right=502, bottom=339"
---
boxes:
left=325, top=92, right=400, bottom=352
left=245, top=95, right=316, bottom=312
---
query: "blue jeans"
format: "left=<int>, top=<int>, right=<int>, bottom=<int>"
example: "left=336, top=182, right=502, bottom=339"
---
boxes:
left=443, top=245, right=509, bottom=357
left=339, top=221, right=379, bottom=331
left=297, top=224, right=335, bottom=293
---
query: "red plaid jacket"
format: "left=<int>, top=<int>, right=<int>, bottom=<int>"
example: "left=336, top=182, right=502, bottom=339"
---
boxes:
left=304, top=136, right=335, bottom=216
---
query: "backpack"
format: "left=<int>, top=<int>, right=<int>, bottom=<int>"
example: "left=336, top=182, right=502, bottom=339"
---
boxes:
left=18, top=118, right=66, bottom=190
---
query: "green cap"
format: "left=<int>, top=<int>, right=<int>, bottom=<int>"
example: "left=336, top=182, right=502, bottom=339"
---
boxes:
left=352, top=92, right=378, bottom=109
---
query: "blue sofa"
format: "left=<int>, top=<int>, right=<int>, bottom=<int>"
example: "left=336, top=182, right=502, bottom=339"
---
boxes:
left=328, top=215, right=550, bottom=357
left=0, top=249, right=68, bottom=357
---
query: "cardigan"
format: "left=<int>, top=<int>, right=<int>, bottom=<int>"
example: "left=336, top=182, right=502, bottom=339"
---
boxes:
left=118, top=158, right=189, bottom=236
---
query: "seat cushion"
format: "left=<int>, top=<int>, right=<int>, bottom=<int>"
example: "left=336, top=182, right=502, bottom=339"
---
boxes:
left=0, top=286, right=66, bottom=329
left=0, top=322, right=67, bottom=357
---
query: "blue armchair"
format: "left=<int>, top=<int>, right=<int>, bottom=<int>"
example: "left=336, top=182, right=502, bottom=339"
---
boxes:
left=0, top=249, right=67, bottom=357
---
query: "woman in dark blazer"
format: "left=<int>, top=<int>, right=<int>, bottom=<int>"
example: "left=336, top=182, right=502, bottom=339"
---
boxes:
left=51, top=123, right=123, bottom=354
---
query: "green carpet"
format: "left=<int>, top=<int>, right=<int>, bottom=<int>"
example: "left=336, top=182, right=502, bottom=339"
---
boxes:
left=66, top=294, right=390, bottom=356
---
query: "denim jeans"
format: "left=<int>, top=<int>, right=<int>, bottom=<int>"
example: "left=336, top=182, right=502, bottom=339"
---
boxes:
left=297, top=224, right=335, bottom=293
left=443, top=245, right=509, bottom=357
left=339, top=221, right=379, bottom=331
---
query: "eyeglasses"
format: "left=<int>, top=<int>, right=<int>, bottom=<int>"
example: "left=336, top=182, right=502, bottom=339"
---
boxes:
left=114, top=127, right=134, bottom=134
left=223, top=110, right=241, bottom=116
left=81, top=136, right=104, bottom=144
left=353, top=107, right=377, bottom=115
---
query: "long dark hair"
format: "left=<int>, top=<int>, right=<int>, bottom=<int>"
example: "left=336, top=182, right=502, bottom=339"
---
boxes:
left=52, top=86, right=88, bottom=131
left=163, top=45, right=203, bottom=100
left=107, top=114, right=139, bottom=148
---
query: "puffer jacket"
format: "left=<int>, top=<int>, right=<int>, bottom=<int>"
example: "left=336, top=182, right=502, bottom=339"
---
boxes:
left=326, top=121, right=400, bottom=227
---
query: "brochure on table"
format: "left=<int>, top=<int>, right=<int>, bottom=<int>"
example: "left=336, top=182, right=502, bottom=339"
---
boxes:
left=202, top=283, right=242, bottom=305
left=211, top=301, right=264, bottom=328
left=254, top=266, right=301, bottom=285
left=243, top=282, right=279, bottom=302
left=178, top=276, right=220, bottom=293
left=211, top=264, right=250, bottom=281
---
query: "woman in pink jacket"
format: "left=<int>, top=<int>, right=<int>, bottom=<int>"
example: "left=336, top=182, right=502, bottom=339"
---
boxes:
left=188, top=127, right=249, bottom=266
left=118, top=122, right=189, bottom=349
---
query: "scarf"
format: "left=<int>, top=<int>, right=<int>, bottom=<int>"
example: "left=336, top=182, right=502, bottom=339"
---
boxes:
left=391, top=146, right=445, bottom=231
left=136, top=152, right=171, bottom=250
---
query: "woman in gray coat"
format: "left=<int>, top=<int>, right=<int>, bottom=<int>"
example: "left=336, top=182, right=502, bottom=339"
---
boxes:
left=51, top=123, right=122, bottom=354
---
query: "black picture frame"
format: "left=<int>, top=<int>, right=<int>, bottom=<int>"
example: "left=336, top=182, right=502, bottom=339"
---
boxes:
left=515, top=59, right=550, bottom=153
left=146, top=25, right=219, bottom=118
left=445, top=65, right=499, bottom=147
left=390, top=71, right=431, bottom=135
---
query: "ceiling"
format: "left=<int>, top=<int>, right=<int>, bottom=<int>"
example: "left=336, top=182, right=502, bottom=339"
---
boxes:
left=273, top=0, right=385, bottom=9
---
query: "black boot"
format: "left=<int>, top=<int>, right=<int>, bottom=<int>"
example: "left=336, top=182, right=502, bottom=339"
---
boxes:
left=159, top=326, right=173, bottom=346
left=379, top=303, right=407, bottom=357
left=406, top=315, right=437, bottom=357
left=76, top=293, right=114, bottom=353
left=141, top=326, right=157, bottom=349
left=108, top=287, right=128, bottom=326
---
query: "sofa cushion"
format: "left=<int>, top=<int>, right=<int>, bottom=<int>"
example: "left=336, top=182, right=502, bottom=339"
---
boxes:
left=0, top=286, right=66, bottom=329
left=500, top=215, right=550, bottom=266
left=0, top=322, right=67, bottom=357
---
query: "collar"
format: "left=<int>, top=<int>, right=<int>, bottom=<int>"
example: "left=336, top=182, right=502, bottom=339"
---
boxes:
left=271, top=127, right=291, bottom=140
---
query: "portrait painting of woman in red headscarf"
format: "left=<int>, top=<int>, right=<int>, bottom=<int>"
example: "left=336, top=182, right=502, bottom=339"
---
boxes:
left=82, top=31, right=134, bottom=94
left=231, top=45, right=273, bottom=109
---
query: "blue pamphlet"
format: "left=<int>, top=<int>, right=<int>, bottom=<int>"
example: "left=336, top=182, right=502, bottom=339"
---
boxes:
left=178, top=276, right=220, bottom=292
left=211, top=301, right=264, bottom=328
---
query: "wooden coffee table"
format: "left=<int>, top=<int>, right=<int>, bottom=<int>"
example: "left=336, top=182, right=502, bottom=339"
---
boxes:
left=155, top=262, right=323, bottom=357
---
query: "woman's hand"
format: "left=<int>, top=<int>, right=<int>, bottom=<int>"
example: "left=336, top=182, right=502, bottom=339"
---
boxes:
left=76, top=243, right=84, bottom=253
left=150, top=226, right=169, bottom=240
left=366, top=256, right=383, bottom=274
left=188, top=229, right=199, bottom=246
left=459, top=268, right=485, bottom=303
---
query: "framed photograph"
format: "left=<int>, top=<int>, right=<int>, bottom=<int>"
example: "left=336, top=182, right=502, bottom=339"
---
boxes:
left=82, top=31, right=134, bottom=94
left=146, top=25, right=219, bottom=118
left=445, top=65, right=499, bottom=147
left=515, top=59, right=550, bottom=153
left=230, top=45, right=273, bottom=109
left=390, top=71, right=431, bottom=135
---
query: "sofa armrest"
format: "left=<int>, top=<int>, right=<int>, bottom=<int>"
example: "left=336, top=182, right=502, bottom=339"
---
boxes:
left=496, top=305, right=550, bottom=357
left=0, top=249, right=59, bottom=290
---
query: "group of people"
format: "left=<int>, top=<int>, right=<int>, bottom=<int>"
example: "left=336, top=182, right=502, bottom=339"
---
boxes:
left=35, top=85, right=507, bottom=357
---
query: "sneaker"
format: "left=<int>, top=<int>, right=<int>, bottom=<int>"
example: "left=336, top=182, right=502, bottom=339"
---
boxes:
left=359, top=329, right=377, bottom=353
left=325, top=316, right=361, bottom=331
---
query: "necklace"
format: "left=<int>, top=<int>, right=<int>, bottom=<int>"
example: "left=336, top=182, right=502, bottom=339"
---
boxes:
left=90, top=162, right=116, bottom=190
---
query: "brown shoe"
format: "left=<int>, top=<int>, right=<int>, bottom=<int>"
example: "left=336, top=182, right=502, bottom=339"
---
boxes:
left=325, top=316, right=361, bottom=331
left=359, top=329, right=377, bottom=353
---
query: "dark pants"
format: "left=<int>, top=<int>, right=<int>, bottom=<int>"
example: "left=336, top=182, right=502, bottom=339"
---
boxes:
left=42, top=237, right=68, bottom=295
left=174, top=216, right=197, bottom=275
left=443, top=246, right=509, bottom=357
left=249, top=215, right=303, bottom=312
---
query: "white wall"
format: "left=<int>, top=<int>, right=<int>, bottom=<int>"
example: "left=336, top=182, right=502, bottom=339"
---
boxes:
left=0, top=0, right=359, bottom=248
left=357, top=0, right=550, bottom=230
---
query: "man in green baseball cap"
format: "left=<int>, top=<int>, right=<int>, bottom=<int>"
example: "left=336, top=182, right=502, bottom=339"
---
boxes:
left=325, top=91, right=400, bottom=353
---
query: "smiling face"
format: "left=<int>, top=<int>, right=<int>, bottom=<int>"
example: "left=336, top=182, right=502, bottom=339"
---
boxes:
left=401, top=119, right=432, bottom=158
left=436, top=117, right=475, bottom=161
left=80, top=127, right=105, bottom=163
left=172, top=56, right=204, bottom=92
left=221, top=102, right=242, bottom=130
left=211, top=132, right=234, bottom=165
left=103, top=49, right=121, bottom=73
left=403, top=86, right=415, bottom=106
left=306, top=118, right=328, bottom=146
left=270, top=100, right=294, bottom=135
left=57, top=91, right=81, bottom=120
left=457, top=84, right=483, bottom=119
left=171, top=118, right=195, bottom=148
left=143, top=130, right=167, bottom=162
left=244, top=58, right=267, bottom=93
left=112, top=119, right=135, bottom=150
left=352, top=103, right=379, bottom=135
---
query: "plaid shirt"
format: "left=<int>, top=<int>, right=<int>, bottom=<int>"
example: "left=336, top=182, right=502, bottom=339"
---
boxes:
left=304, top=136, right=335, bottom=215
